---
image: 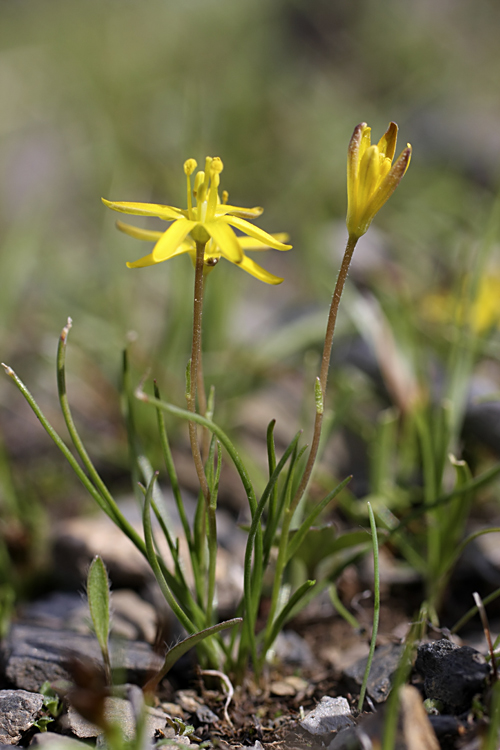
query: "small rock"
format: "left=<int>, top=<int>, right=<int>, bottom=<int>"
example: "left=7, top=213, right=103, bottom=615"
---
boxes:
left=20, top=593, right=90, bottom=634
left=65, top=697, right=167, bottom=739
left=300, top=696, right=354, bottom=737
left=109, top=590, right=157, bottom=643
left=270, top=676, right=309, bottom=697
left=272, top=630, right=316, bottom=667
left=195, top=704, right=218, bottom=724
left=160, top=701, right=186, bottom=719
left=0, top=689, right=44, bottom=745
left=327, top=726, right=362, bottom=750
left=1, top=624, right=162, bottom=692
left=175, top=690, right=200, bottom=714
left=427, top=714, right=462, bottom=743
left=52, top=513, right=153, bottom=589
left=343, top=643, right=404, bottom=703
left=30, top=731, right=90, bottom=748
left=415, top=639, right=489, bottom=713
left=174, top=690, right=218, bottom=724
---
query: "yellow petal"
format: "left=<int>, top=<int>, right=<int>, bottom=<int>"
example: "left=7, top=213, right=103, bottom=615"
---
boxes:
left=377, top=122, right=398, bottom=161
left=358, top=145, right=380, bottom=208
left=152, top=219, right=197, bottom=262
left=238, top=233, right=290, bottom=251
left=214, top=204, right=264, bottom=219
left=102, top=198, right=185, bottom=221
left=347, top=123, right=369, bottom=228
left=222, top=216, right=292, bottom=250
left=238, top=255, right=283, bottom=284
left=116, top=220, right=163, bottom=242
left=204, top=221, right=243, bottom=263
left=126, top=252, right=158, bottom=268
left=363, top=145, right=412, bottom=220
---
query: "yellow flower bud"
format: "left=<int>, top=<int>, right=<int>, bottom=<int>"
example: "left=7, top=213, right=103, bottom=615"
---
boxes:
left=346, top=121, right=411, bottom=240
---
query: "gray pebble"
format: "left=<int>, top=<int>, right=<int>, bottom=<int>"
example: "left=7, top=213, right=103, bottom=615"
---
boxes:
left=1, top=624, right=162, bottom=692
left=0, top=689, right=44, bottom=745
left=300, top=696, right=354, bottom=737
left=29, top=731, right=90, bottom=749
left=343, top=643, right=404, bottom=703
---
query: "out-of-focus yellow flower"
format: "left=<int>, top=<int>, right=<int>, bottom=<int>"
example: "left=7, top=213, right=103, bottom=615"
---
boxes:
left=424, top=275, right=500, bottom=334
left=346, top=122, right=411, bottom=240
left=102, top=157, right=291, bottom=284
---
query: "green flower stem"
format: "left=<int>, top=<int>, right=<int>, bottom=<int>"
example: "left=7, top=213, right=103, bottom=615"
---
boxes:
left=186, top=240, right=210, bottom=505
left=196, top=276, right=208, bottom=419
left=292, top=234, right=358, bottom=509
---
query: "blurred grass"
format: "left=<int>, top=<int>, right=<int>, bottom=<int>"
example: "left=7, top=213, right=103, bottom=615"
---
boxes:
left=1, top=0, right=500, bottom=510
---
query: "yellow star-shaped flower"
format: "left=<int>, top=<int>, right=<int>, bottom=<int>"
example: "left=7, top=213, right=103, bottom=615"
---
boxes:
left=102, top=157, right=291, bottom=284
left=346, top=122, right=412, bottom=240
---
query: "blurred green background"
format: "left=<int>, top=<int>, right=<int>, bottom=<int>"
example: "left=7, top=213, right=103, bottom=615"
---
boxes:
left=1, top=0, right=500, bottom=523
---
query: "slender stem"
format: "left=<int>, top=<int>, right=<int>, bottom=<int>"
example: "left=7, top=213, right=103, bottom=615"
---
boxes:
left=197, top=276, right=211, bottom=460
left=358, top=501, right=380, bottom=711
left=186, top=241, right=210, bottom=503
left=197, top=276, right=208, bottom=418
left=292, top=234, right=358, bottom=508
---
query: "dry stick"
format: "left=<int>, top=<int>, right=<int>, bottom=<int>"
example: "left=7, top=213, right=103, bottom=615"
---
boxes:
left=291, top=234, right=358, bottom=510
left=186, top=241, right=210, bottom=504
left=473, top=591, right=498, bottom=682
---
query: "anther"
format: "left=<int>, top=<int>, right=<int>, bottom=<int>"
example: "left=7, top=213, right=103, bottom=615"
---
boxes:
left=184, top=159, right=197, bottom=176
left=211, top=157, right=224, bottom=174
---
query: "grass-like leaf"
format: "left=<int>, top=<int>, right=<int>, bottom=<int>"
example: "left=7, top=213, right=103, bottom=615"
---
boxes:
left=87, top=555, right=112, bottom=684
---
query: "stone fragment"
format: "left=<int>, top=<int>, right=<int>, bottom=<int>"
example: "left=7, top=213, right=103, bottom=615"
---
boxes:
left=327, top=726, right=363, bottom=750
left=270, top=676, right=309, bottom=697
left=20, top=590, right=158, bottom=645
left=195, top=704, right=218, bottom=724
left=299, top=696, right=354, bottom=737
left=272, top=630, right=316, bottom=667
left=415, top=639, right=489, bottom=713
left=65, top=697, right=168, bottom=740
left=1, top=624, right=162, bottom=692
left=0, top=689, right=44, bottom=745
left=111, top=590, right=157, bottom=643
left=52, top=512, right=153, bottom=590
left=20, top=593, right=90, bottom=634
left=343, top=642, right=404, bottom=703
left=270, top=676, right=308, bottom=698
left=30, top=731, right=90, bottom=748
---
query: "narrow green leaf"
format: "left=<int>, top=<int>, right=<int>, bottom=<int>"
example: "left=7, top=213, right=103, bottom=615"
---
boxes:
left=87, top=555, right=111, bottom=683
left=143, top=617, right=242, bottom=694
